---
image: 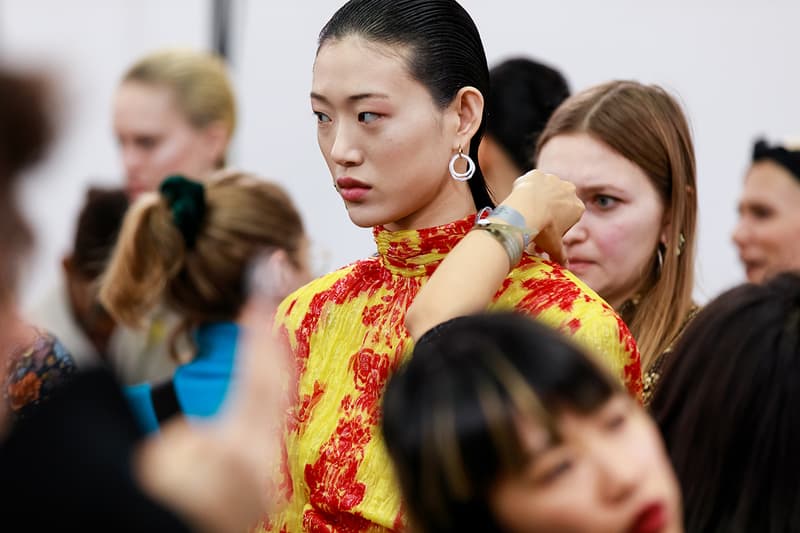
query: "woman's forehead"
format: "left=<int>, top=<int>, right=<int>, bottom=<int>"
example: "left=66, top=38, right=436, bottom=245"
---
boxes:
left=312, top=36, right=415, bottom=96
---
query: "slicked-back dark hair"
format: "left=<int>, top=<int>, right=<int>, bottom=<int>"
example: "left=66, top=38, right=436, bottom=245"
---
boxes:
left=383, top=312, right=618, bottom=532
left=319, top=0, right=494, bottom=209
left=652, top=272, right=800, bottom=533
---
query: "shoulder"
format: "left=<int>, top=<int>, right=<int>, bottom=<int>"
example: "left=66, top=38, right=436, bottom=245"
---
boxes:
left=503, top=255, right=612, bottom=315
left=277, top=258, right=375, bottom=322
left=499, top=256, right=642, bottom=397
left=5, top=328, right=77, bottom=416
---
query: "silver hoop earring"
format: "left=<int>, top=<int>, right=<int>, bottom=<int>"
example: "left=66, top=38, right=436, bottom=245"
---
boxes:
left=449, top=150, right=475, bottom=181
left=656, top=245, right=664, bottom=275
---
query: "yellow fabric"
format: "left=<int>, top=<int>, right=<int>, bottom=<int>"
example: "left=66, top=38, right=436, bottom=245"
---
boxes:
left=260, top=216, right=641, bottom=533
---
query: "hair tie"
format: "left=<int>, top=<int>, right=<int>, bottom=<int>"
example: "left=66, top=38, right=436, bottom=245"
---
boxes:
left=752, top=138, right=800, bottom=183
left=159, top=175, right=206, bottom=248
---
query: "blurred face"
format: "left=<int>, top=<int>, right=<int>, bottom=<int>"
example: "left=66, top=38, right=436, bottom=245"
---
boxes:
left=490, top=396, right=682, bottom=533
left=114, top=81, right=224, bottom=199
left=732, top=161, right=800, bottom=283
left=538, top=133, right=666, bottom=309
left=311, top=36, right=470, bottom=230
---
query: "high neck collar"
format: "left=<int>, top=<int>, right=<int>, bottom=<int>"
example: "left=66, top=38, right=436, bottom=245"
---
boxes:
left=373, top=215, right=476, bottom=277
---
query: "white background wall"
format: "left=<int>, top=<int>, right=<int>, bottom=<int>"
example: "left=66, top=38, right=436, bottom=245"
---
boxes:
left=2, top=0, right=799, bottom=310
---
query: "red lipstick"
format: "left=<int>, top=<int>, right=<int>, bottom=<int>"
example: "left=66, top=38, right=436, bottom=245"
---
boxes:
left=629, top=502, right=667, bottom=533
left=336, top=177, right=371, bottom=202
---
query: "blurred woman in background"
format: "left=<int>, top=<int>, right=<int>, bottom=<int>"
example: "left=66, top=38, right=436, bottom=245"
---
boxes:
left=100, top=171, right=309, bottom=433
left=114, top=48, right=237, bottom=199
left=0, top=65, right=289, bottom=533
left=110, top=48, right=239, bottom=385
left=732, top=138, right=800, bottom=283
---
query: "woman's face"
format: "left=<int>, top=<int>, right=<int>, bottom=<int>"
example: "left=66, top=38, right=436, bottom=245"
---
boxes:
left=311, top=36, right=471, bottom=230
left=113, top=81, right=224, bottom=199
left=732, top=160, right=800, bottom=283
left=490, top=396, right=682, bottom=533
left=537, top=133, right=666, bottom=309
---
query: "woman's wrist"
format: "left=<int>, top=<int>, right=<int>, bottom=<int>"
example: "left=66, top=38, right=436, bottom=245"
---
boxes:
left=473, top=206, right=536, bottom=268
left=478, top=205, right=533, bottom=247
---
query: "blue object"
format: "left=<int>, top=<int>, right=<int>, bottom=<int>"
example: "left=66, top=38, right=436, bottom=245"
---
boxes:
left=125, top=322, right=240, bottom=433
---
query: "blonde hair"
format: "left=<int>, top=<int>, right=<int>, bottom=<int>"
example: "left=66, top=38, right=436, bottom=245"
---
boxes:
left=122, top=48, right=236, bottom=164
left=536, top=81, right=697, bottom=370
left=100, top=171, right=304, bottom=342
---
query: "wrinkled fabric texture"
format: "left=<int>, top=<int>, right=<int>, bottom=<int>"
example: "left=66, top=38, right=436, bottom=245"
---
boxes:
left=262, top=216, right=641, bottom=532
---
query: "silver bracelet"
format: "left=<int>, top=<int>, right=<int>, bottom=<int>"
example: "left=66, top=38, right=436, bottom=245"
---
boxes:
left=475, top=205, right=533, bottom=248
left=472, top=222, right=523, bottom=267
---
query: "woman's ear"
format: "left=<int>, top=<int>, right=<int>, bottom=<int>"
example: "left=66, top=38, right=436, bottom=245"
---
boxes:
left=250, top=249, right=295, bottom=305
left=449, top=86, right=484, bottom=152
left=660, top=209, right=672, bottom=247
left=200, top=121, right=230, bottom=165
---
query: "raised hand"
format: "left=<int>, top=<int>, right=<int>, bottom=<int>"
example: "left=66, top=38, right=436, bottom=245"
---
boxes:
left=499, top=169, right=584, bottom=265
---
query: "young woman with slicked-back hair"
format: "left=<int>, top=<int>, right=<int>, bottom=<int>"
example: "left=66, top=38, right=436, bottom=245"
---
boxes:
left=263, top=1, right=643, bottom=530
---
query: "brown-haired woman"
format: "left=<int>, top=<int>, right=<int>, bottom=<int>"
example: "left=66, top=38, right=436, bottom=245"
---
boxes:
left=409, top=80, right=699, bottom=405
left=535, top=80, right=699, bottom=403
left=100, top=171, right=309, bottom=433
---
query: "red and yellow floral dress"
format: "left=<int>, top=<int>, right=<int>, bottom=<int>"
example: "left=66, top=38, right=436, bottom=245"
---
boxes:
left=261, top=216, right=641, bottom=533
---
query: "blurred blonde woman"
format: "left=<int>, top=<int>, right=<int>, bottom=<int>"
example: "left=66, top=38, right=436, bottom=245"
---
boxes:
left=100, top=171, right=309, bottom=433
left=114, top=48, right=237, bottom=199
left=110, top=48, right=239, bottom=386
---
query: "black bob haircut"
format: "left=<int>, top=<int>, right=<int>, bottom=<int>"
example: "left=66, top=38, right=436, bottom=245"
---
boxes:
left=382, top=312, right=618, bottom=533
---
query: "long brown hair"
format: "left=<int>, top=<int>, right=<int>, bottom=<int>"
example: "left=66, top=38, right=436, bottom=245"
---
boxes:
left=536, top=81, right=697, bottom=370
left=99, top=171, right=305, bottom=348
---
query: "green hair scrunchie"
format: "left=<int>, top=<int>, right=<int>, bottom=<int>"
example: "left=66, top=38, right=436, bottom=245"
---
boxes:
left=159, top=175, right=206, bottom=248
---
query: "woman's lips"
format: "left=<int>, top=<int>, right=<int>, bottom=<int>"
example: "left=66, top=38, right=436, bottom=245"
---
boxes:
left=336, top=177, right=371, bottom=202
left=629, top=502, right=668, bottom=533
left=567, top=259, right=594, bottom=272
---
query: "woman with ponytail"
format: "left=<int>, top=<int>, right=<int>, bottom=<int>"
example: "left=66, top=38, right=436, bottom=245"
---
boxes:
left=264, top=1, right=642, bottom=531
left=100, top=171, right=309, bottom=433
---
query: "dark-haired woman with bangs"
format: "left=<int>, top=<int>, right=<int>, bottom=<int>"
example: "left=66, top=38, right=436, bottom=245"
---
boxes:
left=383, top=312, right=682, bottom=533
left=266, top=1, right=642, bottom=530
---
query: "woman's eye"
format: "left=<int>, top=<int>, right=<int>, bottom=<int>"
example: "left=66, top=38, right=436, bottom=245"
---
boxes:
left=314, top=111, right=331, bottom=124
left=133, top=136, right=159, bottom=150
left=594, top=195, right=618, bottom=209
left=751, top=205, right=773, bottom=220
left=600, top=399, right=632, bottom=431
left=358, top=111, right=380, bottom=124
left=604, top=412, right=627, bottom=431
left=537, top=459, right=573, bottom=484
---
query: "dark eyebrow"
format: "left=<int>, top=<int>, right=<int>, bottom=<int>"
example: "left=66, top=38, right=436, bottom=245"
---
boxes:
left=310, top=92, right=389, bottom=104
